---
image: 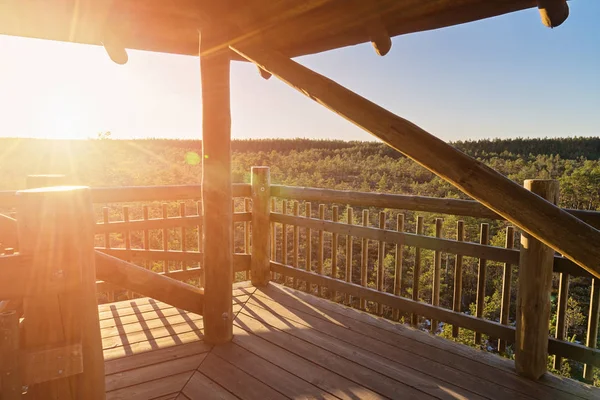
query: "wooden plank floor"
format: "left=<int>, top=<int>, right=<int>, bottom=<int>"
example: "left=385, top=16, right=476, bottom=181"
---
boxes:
left=101, top=282, right=600, bottom=400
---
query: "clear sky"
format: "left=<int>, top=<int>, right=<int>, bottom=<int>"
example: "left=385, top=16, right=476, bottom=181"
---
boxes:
left=0, top=2, right=598, bottom=142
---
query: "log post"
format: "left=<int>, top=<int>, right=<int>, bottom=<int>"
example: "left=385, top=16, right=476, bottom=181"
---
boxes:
left=0, top=310, right=21, bottom=400
left=17, top=186, right=105, bottom=398
left=251, top=167, right=271, bottom=286
left=515, top=179, right=559, bottom=380
left=200, top=32, right=233, bottom=344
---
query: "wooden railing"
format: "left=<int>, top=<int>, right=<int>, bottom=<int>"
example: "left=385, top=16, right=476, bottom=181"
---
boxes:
left=1, top=174, right=599, bottom=383
left=268, top=182, right=600, bottom=380
left=1, top=184, right=253, bottom=303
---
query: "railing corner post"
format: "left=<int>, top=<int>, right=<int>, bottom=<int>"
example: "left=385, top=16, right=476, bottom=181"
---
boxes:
left=251, top=166, right=271, bottom=286
left=515, top=179, right=559, bottom=380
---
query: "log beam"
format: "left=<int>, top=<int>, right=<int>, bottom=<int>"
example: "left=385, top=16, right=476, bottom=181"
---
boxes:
left=230, top=43, right=600, bottom=279
left=95, top=251, right=204, bottom=315
left=201, top=32, right=233, bottom=344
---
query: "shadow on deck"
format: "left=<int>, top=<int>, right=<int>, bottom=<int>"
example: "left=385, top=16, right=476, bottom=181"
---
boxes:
left=101, top=282, right=599, bottom=400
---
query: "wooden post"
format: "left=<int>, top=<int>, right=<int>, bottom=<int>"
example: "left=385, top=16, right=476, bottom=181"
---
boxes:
left=200, top=33, right=233, bottom=344
left=0, top=310, right=21, bottom=400
left=17, top=186, right=105, bottom=398
left=499, top=226, right=515, bottom=354
left=516, top=179, right=559, bottom=380
left=452, top=220, right=464, bottom=338
left=251, top=167, right=271, bottom=286
left=584, top=278, right=600, bottom=381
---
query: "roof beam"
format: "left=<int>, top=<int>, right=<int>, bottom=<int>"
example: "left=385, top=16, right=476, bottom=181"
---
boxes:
left=230, top=42, right=600, bottom=280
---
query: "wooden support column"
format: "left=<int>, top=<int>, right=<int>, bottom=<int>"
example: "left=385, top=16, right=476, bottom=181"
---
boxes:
left=17, top=186, right=105, bottom=398
left=229, top=44, right=600, bottom=280
left=251, top=167, right=271, bottom=286
left=515, top=179, right=559, bottom=380
left=200, top=33, right=233, bottom=344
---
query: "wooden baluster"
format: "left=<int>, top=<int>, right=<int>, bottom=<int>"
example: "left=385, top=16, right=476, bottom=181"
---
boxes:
left=584, top=278, right=600, bottom=381
left=317, top=204, right=325, bottom=296
left=553, top=270, right=569, bottom=369
left=143, top=205, right=150, bottom=270
left=103, top=207, right=114, bottom=302
left=281, top=200, right=288, bottom=266
left=282, top=200, right=288, bottom=284
left=180, top=202, right=187, bottom=271
left=293, top=202, right=299, bottom=289
left=345, top=207, right=353, bottom=305
left=452, top=220, right=464, bottom=338
left=411, top=215, right=424, bottom=327
left=271, top=198, right=276, bottom=262
left=360, top=209, right=369, bottom=310
left=377, top=211, right=386, bottom=315
left=431, top=218, right=443, bottom=333
left=305, top=202, right=312, bottom=293
left=475, top=223, right=489, bottom=345
left=331, top=205, right=339, bottom=300
left=123, top=206, right=132, bottom=299
left=162, top=203, right=169, bottom=275
left=0, top=310, right=20, bottom=400
left=393, top=213, right=405, bottom=321
left=244, top=198, right=251, bottom=281
left=499, top=226, right=515, bottom=354
left=197, top=201, right=204, bottom=287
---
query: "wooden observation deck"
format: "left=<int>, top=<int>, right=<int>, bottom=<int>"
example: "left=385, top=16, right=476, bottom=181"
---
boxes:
left=2, top=0, right=600, bottom=398
left=102, top=283, right=597, bottom=400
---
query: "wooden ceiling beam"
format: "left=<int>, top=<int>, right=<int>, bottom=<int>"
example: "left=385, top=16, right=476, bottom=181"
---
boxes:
left=230, top=42, right=600, bottom=279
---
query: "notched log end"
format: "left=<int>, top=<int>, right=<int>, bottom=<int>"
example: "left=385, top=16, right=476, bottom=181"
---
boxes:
left=538, top=1, right=569, bottom=28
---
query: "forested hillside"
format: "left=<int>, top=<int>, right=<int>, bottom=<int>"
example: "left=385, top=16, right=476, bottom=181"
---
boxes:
left=1, top=135, right=599, bottom=384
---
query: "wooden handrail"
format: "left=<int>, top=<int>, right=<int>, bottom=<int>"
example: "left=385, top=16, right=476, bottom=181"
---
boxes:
left=94, top=251, right=204, bottom=315
left=0, top=183, right=251, bottom=208
left=271, top=185, right=600, bottom=229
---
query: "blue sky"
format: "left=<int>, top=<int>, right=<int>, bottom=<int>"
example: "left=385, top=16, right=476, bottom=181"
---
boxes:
left=0, top=2, right=598, bottom=142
